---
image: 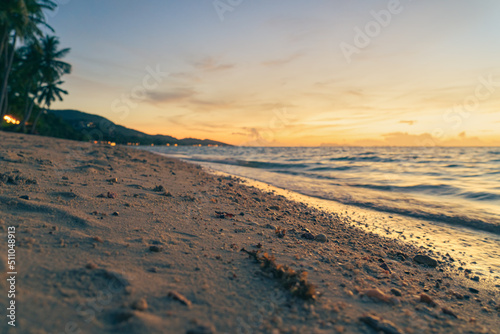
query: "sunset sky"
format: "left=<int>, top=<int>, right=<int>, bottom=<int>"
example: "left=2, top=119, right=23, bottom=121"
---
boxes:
left=48, top=0, right=500, bottom=146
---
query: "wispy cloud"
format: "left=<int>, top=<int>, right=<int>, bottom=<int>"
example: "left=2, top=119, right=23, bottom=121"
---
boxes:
left=238, top=127, right=276, bottom=146
left=146, top=88, right=196, bottom=103
left=169, top=71, right=202, bottom=82
left=145, top=84, right=243, bottom=113
left=188, top=98, right=237, bottom=112
left=191, top=57, right=235, bottom=72
left=399, top=120, right=417, bottom=125
left=261, top=52, right=303, bottom=67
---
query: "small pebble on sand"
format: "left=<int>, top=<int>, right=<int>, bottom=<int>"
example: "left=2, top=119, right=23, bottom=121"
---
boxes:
left=93, top=236, right=104, bottom=243
left=469, top=287, right=479, bottom=294
left=149, top=245, right=163, bottom=252
left=131, top=298, right=148, bottom=311
left=364, top=288, right=392, bottom=304
left=390, top=288, right=402, bottom=297
left=413, top=254, right=438, bottom=267
left=153, top=185, right=166, bottom=192
left=442, top=307, right=458, bottom=318
left=301, top=232, right=315, bottom=240
left=316, top=234, right=328, bottom=243
left=420, top=293, right=437, bottom=307
left=186, top=325, right=216, bottom=334
left=85, top=262, right=98, bottom=270
left=360, top=314, right=404, bottom=334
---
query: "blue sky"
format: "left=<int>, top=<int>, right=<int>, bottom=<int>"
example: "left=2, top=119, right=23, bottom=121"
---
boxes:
left=48, top=0, right=500, bottom=145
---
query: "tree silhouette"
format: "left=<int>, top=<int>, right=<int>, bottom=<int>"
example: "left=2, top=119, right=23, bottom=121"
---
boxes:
left=0, top=0, right=56, bottom=117
left=30, top=35, right=71, bottom=133
left=13, top=40, right=42, bottom=131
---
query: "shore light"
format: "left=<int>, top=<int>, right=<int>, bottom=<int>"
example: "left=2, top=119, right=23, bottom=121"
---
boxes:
left=3, top=115, right=20, bottom=125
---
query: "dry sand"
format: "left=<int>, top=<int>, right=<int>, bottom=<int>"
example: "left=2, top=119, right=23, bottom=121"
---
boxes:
left=0, top=131, right=499, bottom=334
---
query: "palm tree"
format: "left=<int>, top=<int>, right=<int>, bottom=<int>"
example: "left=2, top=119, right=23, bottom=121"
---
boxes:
left=31, top=79, right=67, bottom=133
left=13, top=40, right=43, bottom=131
left=0, top=0, right=56, bottom=117
left=30, top=35, right=70, bottom=133
left=38, top=35, right=71, bottom=79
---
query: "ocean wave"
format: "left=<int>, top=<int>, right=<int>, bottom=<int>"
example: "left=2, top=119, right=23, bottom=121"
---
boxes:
left=188, top=157, right=309, bottom=170
left=328, top=156, right=398, bottom=163
left=272, top=170, right=340, bottom=181
left=346, top=200, right=500, bottom=235
left=459, top=191, right=500, bottom=201
left=307, top=166, right=354, bottom=171
left=291, top=188, right=500, bottom=235
left=347, top=183, right=461, bottom=196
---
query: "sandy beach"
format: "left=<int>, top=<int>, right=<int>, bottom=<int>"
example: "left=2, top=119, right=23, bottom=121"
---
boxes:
left=0, top=131, right=499, bottom=334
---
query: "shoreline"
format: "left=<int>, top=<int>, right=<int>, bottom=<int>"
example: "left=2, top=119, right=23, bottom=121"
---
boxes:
left=144, top=147, right=500, bottom=236
left=150, top=154, right=500, bottom=281
left=196, top=165, right=500, bottom=281
left=1, top=131, right=499, bottom=333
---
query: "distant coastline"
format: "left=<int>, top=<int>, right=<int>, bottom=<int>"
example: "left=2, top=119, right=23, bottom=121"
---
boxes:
left=2, top=109, right=231, bottom=147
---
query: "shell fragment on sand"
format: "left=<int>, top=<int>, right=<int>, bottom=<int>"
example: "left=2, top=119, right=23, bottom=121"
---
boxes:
left=168, top=291, right=192, bottom=307
left=360, top=314, right=404, bottom=334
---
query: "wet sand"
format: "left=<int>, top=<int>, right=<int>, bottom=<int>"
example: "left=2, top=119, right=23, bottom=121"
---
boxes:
left=199, top=171, right=500, bottom=281
left=0, top=131, right=499, bottom=333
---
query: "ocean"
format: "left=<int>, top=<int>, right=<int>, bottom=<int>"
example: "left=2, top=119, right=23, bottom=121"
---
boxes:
left=143, top=146, right=500, bottom=276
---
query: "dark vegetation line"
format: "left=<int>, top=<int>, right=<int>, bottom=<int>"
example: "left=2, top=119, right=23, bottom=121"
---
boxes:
left=1, top=0, right=70, bottom=135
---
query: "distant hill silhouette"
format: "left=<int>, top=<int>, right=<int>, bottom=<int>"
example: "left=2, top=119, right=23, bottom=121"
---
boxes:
left=48, top=109, right=230, bottom=146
